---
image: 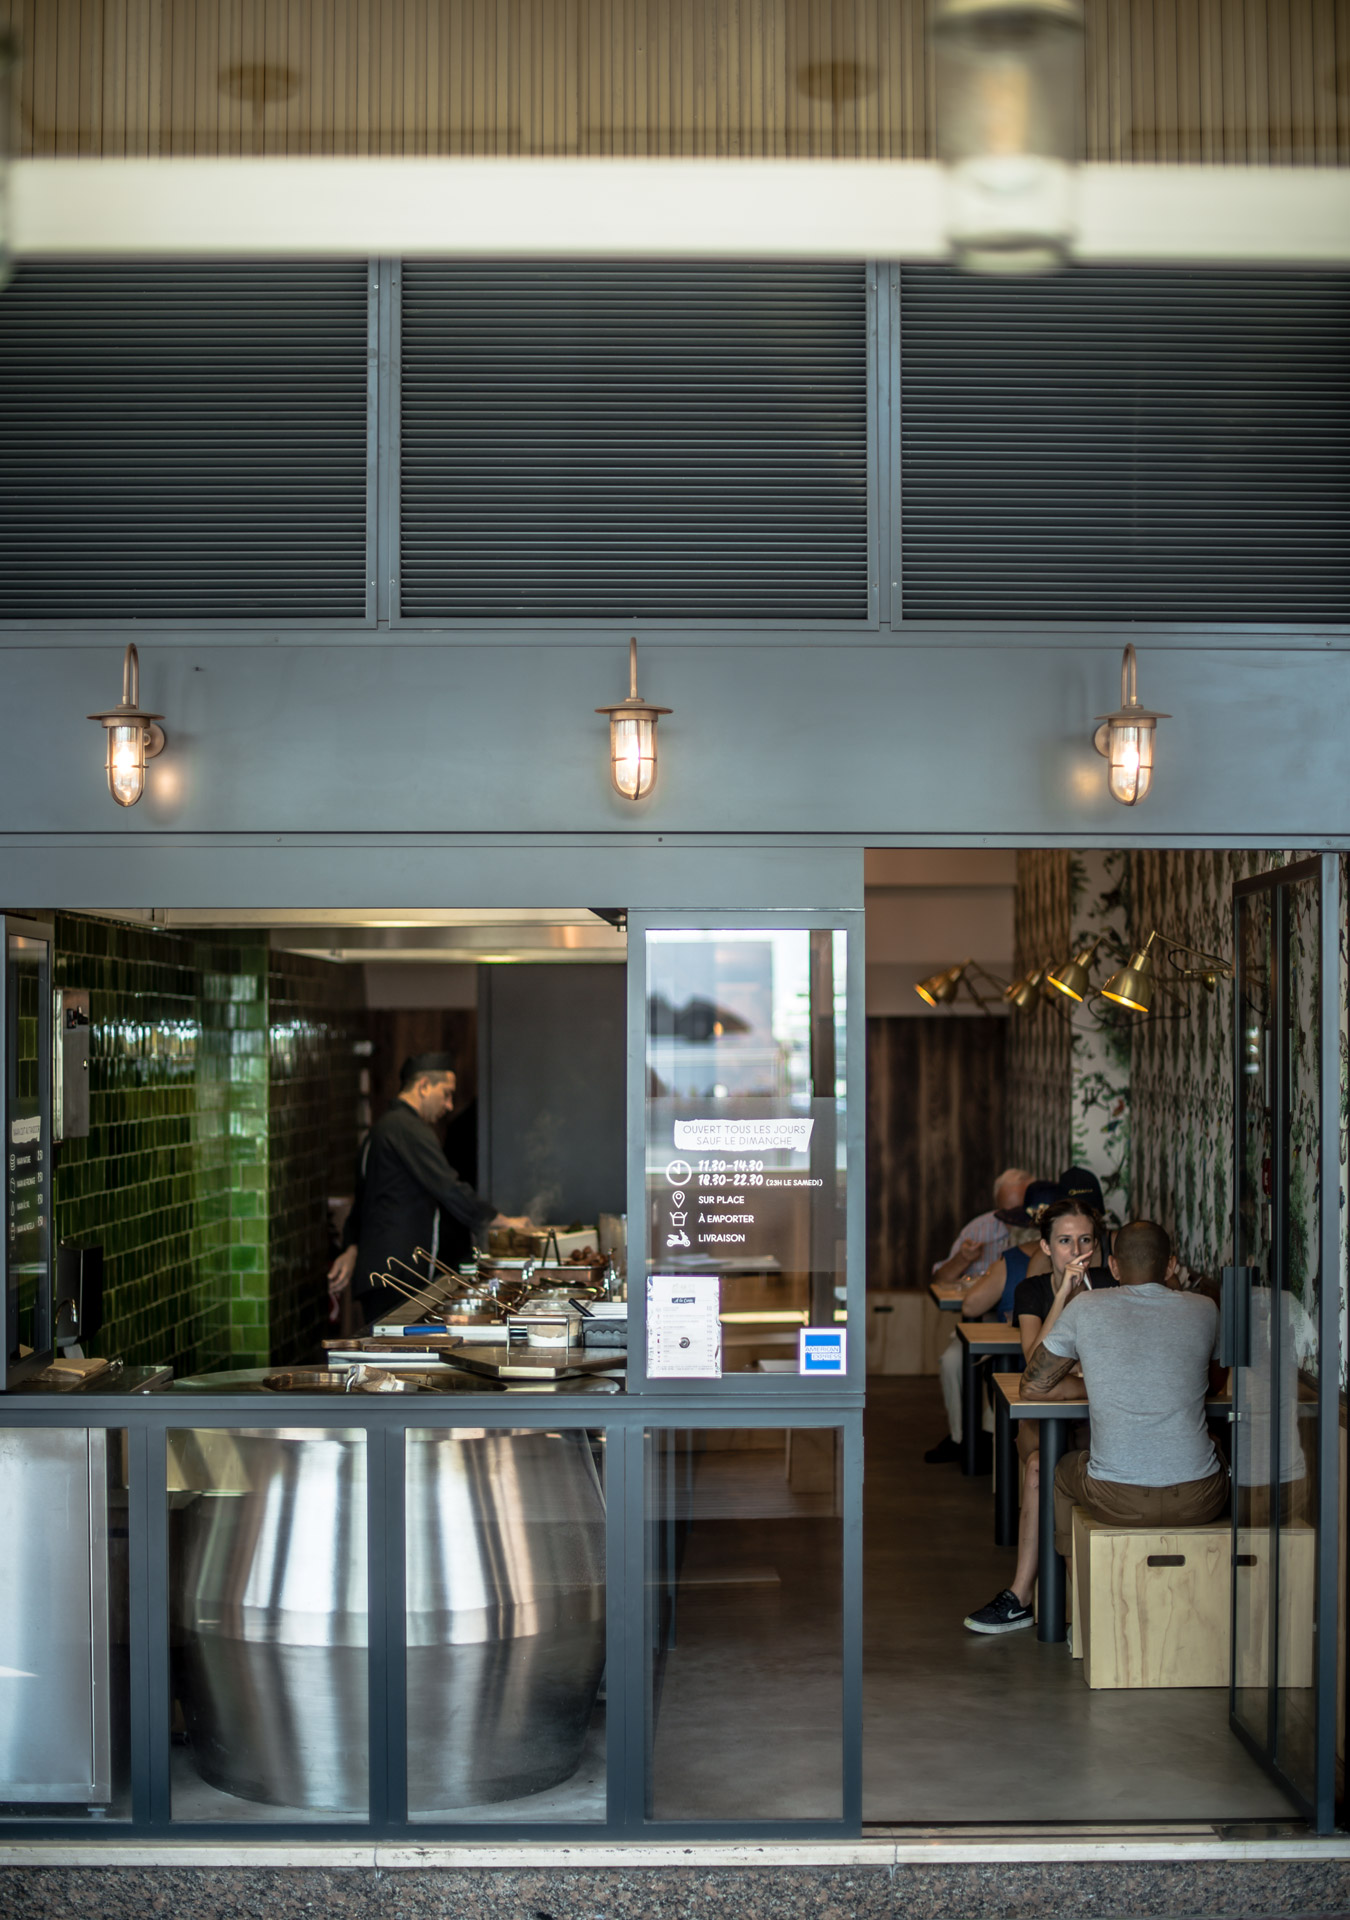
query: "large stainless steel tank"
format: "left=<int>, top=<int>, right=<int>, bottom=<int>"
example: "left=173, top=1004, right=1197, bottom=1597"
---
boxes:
left=171, top=1426, right=605, bottom=1813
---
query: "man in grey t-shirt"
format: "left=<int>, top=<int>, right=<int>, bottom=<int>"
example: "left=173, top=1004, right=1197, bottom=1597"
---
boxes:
left=1023, top=1219, right=1228, bottom=1560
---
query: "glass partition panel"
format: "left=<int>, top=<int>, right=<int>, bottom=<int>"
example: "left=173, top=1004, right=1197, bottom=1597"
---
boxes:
left=646, top=1427, right=843, bottom=1820
left=1272, top=876, right=1322, bottom=1801
left=645, top=930, right=847, bottom=1375
left=0, top=1427, right=130, bottom=1820
left=1233, top=887, right=1275, bottom=1746
left=168, top=1428, right=368, bottom=1822
left=405, top=1426, right=606, bottom=1822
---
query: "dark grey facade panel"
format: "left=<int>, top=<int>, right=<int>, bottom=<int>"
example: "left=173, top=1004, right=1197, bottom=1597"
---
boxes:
left=0, top=262, right=370, bottom=622
left=899, top=267, right=1350, bottom=625
left=398, top=262, right=870, bottom=622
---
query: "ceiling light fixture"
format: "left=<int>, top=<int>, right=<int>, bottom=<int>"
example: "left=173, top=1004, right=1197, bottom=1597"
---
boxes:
left=933, top=0, right=1085, bottom=274
left=596, top=637, right=670, bottom=801
left=88, top=643, right=167, bottom=808
left=1093, top=644, right=1169, bottom=806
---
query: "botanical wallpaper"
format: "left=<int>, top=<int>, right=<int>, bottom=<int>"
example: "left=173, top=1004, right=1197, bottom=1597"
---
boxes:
left=1006, top=850, right=1072, bottom=1180
left=1008, top=847, right=1348, bottom=1388
left=1006, top=848, right=1131, bottom=1217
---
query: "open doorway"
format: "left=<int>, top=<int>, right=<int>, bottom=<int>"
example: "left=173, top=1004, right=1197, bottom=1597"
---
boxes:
left=861, top=848, right=1343, bottom=1828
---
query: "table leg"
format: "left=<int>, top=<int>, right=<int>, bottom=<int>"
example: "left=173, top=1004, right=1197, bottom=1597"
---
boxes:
left=960, top=1340, right=980, bottom=1477
left=993, top=1371, right=1016, bottom=1548
left=1036, top=1415, right=1069, bottom=1643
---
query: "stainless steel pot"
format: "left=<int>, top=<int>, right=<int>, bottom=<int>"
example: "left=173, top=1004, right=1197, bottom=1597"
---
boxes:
left=172, top=1426, right=605, bottom=1813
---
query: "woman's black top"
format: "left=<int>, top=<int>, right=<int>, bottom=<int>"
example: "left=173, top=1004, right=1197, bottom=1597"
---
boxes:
left=1013, top=1267, right=1117, bottom=1324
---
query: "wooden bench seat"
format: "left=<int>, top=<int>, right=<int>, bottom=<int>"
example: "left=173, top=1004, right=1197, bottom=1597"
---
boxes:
left=1071, top=1506, right=1313, bottom=1690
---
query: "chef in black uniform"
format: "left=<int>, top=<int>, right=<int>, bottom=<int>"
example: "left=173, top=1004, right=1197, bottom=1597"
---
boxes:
left=327, top=1051, right=528, bottom=1327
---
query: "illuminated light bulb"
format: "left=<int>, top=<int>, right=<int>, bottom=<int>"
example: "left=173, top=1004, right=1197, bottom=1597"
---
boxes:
left=934, top=0, right=1085, bottom=275
left=108, top=724, right=145, bottom=806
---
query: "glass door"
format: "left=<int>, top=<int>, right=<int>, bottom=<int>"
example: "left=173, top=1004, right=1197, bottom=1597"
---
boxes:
left=1229, top=857, right=1340, bottom=1831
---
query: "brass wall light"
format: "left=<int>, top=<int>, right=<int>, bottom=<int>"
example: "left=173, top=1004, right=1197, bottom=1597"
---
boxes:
left=88, top=643, right=166, bottom=807
left=596, top=637, right=670, bottom=801
left=1100, top=929, right=1233, bottom=1014
left=1093, top=644, right=1169, bottom=806
left=916, top=959, right=1009, bottom=1010
left=1003, top=963, right=1047, bottom=1010
left=933, top=0, right=1085, bottom=274
left=1045, top=933, right=1104, bottom=1003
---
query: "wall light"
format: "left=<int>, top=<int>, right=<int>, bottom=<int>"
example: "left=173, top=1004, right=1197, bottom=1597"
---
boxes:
left=1093, top=644, right=1169, bottom=806
left=916, top=959, right=1009, bottom=1010
left=88, top=643, right=166, bottom=807
left=1003, top=963, right=1045, bottom=1010
left=933, top=0, right=1084, bottom=274
left=596, top=637, right=670, bottom=801
left=1100, top=929, right=1232, bottom=1014
left=1045, top=933, right=1103, bottom=1003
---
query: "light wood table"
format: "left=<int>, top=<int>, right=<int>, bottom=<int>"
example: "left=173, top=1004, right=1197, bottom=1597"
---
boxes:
left=952, top=1328, right=1021, bottom=1489
left=994, top=1375, right=1232, bottom=1645
left=928, top=1278, right=970, bottom=1312
left=955, top=1322, right=1023, bottom=1529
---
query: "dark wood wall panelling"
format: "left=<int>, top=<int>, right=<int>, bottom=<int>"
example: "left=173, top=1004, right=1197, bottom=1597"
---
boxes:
left=866, top=1015, right=1007, bottom=1292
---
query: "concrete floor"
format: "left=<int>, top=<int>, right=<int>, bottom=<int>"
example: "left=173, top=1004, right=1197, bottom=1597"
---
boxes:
left=862, top=1376, right=1296, bottom=1823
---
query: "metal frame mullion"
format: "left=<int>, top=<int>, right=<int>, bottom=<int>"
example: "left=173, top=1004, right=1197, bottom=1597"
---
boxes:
left=1313, top=850, right=1341, bottom=1834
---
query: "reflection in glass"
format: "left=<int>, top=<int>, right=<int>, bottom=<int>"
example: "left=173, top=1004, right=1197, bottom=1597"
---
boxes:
left=168, top=1428, right=368, bottom=1821
left=646, top=931, right=847, bottom=1372
left=647, top=1428, right=843, bottom=1819
left=406, top=1427, right=606, bottom=1822
left=1232, top=890, right=1274, bottom=1742
left=0, top=1428, right=130, bottom=1819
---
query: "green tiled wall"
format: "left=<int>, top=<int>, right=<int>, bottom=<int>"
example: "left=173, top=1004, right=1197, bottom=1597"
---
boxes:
left=268, top=952, right=363, bottom=1366
left=52, top=915, right=360, bottom=1378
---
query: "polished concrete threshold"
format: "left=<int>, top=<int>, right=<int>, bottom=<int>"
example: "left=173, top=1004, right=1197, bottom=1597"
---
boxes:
left=2, top=1829, right=1348, bottom=1868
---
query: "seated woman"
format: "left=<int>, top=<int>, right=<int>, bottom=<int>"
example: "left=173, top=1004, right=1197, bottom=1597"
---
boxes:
left=963, top=1196, right=1116, bottom=1635
left=959, top=1179, right=1061, bottom=1324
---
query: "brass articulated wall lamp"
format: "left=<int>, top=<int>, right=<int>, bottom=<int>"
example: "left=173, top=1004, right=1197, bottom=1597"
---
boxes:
left=1045, top=933, right=1104, bottom=1003
left=1099, top=930, right=1233, bottom=1015
left=1093, top=644, right=1169, bottom=806
left=596, top=637, right=670, bottom=801
left=88, top=643, right=167, bottom=808
left=915, top=959, right=1009, bottom=1010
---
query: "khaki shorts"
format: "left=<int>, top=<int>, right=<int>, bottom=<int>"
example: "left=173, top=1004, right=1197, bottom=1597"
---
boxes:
left=1052, top=1448, right=1229, bottom=1559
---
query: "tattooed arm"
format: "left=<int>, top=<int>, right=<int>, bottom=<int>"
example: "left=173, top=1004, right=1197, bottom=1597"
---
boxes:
left=1019, top=1340, right=1082, bottom=1400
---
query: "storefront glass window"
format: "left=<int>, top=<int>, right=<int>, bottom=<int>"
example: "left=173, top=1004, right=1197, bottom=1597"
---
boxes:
left=405, top=1426, right=607, bottom=1822
left=645, top=929, right=848, bottom=1375
left=0, top=1427, right=130, bottom=1821
left=168, top=1427, right=369, bottom=1822
left=645, top=1427, right=843, bottom=1819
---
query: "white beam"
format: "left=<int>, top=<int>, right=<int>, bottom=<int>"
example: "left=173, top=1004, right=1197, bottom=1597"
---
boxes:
left=10, top=158, right=1350, bottom=264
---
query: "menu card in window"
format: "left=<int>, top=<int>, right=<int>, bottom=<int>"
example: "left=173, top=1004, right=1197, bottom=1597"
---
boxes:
left=646, top=1274, right=722, bottom=1379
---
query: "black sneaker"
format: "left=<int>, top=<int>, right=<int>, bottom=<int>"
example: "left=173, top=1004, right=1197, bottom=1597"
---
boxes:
left=964, top=1589, right=1034, bottom=1635
left=923, top=1435, right=961, bottom=1464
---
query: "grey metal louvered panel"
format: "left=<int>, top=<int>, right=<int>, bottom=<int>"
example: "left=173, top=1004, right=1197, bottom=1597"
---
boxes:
left=399, top=263, right=870, bottom=623
left=899, top=268, right=1350, bottom=625
left=0, top=263, right=370, bottom=623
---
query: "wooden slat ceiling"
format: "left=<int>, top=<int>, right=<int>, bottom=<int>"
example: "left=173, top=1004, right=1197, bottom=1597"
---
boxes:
left=1, top=0, right=1345, bottom=163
